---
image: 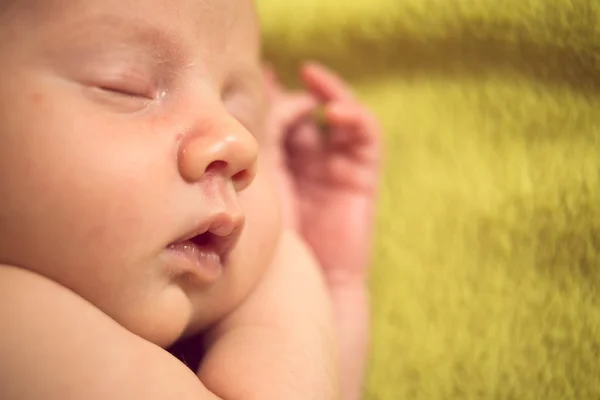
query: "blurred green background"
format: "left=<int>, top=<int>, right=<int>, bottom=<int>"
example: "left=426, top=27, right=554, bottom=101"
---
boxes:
left=257, top=0, right=600, bottom=399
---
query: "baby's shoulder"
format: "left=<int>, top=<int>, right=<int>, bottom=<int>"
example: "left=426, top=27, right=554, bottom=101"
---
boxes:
left=0, top=264, right=209, bottom=399
left=0, top=263, right=80, bottom=305
left=0, top=264, right=108, bottom=331
left=0, top=264, right=121, bottom=370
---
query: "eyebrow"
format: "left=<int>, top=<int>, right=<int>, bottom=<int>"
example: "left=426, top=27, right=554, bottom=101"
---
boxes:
left=60, top=14, right=184, bottom=64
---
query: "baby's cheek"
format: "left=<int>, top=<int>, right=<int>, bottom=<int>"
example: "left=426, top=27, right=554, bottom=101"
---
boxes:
left=247, top=161, right=283, bottom=243
left=233, top=162, right=282, bottom=286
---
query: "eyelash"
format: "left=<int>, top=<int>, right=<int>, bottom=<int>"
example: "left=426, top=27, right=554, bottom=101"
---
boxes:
left=92, top=67, right=157, bottom=100
left=97, top=81, right=155, bottom=100
left=83, top=74, right=158, bottom=113
left=99, top=84, right=150, bottom=98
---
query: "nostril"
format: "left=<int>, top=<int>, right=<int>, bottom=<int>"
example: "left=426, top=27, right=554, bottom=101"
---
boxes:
left=205, top=160, right=228, bottom=175
left=205, top=160, right=250, bottom=184
left=232, top=170, right=249, bottom=184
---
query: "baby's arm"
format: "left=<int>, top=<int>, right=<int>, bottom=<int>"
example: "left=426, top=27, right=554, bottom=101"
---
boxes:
left=198, top=229, right=340, bottom=400
left=265, top=63, right=379, bottom=400
left=0, top=231, right=339, bottom=400
left=0, top=265, right=219, bottom=400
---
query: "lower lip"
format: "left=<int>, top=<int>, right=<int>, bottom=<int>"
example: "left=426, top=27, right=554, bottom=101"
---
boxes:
left=163, top=241, right=223, bottom=283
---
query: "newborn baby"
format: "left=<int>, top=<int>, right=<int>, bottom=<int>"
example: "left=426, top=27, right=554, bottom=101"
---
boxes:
left=0, top=0, right=380, bottom=399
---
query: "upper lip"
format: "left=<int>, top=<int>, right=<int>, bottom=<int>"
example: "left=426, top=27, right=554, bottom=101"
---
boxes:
left=169, top=211, right=245, bottom=258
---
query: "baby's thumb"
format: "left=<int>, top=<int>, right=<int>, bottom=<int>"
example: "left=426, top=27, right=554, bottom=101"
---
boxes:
left=268, top=94, right=318, bottom=145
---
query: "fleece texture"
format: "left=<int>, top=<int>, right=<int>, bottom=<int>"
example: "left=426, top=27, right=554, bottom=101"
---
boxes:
left=256, top=0, right=600, bottom=399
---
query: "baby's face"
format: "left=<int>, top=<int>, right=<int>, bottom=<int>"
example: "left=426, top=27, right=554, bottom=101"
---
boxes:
left=0, top=0, right=281, bottom=347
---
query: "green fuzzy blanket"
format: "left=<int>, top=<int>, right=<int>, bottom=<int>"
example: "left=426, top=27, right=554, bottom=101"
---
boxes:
left=257, top=0, right=600, bottom=399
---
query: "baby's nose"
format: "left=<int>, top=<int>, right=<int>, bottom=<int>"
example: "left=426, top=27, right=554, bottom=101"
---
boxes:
left=178, top=115, right=258, bottom=191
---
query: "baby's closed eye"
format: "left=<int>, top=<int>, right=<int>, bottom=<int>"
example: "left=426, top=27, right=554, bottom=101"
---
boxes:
left=42, top=25, right=175, bottom=113
left=92, top=64, right=157, bottom=99
left=69, top=48, right=168, bottom=111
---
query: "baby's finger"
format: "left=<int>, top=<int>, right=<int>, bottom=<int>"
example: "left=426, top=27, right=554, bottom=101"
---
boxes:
left=327, top=155, right=379, bottom=193
left=325, top=102, right=381, bottom=146
left=285, top=123, right=327, bottom=177
left=274, top=94, right=318, bottom=127
left=268, top=94, right=319, bottom=149
left=267, top=95, right=317, bottom=149
left=301, top=62, right=355, bottom=102
left=285, top=121, right=323, bottom=155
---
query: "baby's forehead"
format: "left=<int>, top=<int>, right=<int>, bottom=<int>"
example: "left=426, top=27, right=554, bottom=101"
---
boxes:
left=0, top=0, right=73, bottom=22
left=1, top=0, right=258, bottom=37
left=1, top=0, right=260, bottom=68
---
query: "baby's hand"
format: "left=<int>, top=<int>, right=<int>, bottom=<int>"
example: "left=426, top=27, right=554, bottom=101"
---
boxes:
left=266, top=63, right=380, bottom=400
left=265, top=62, right=381, bottom=285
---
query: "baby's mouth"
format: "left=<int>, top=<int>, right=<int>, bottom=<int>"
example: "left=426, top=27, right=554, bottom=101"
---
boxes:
left=168, top=230, right=238, bottom=262
left=165, top=213, right=243, bottom=283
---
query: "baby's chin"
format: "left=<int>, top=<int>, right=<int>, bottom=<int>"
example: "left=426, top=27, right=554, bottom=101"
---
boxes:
left=108, top=283, right=198, bottom=349
left=115, top=264, right=261, bottom=348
